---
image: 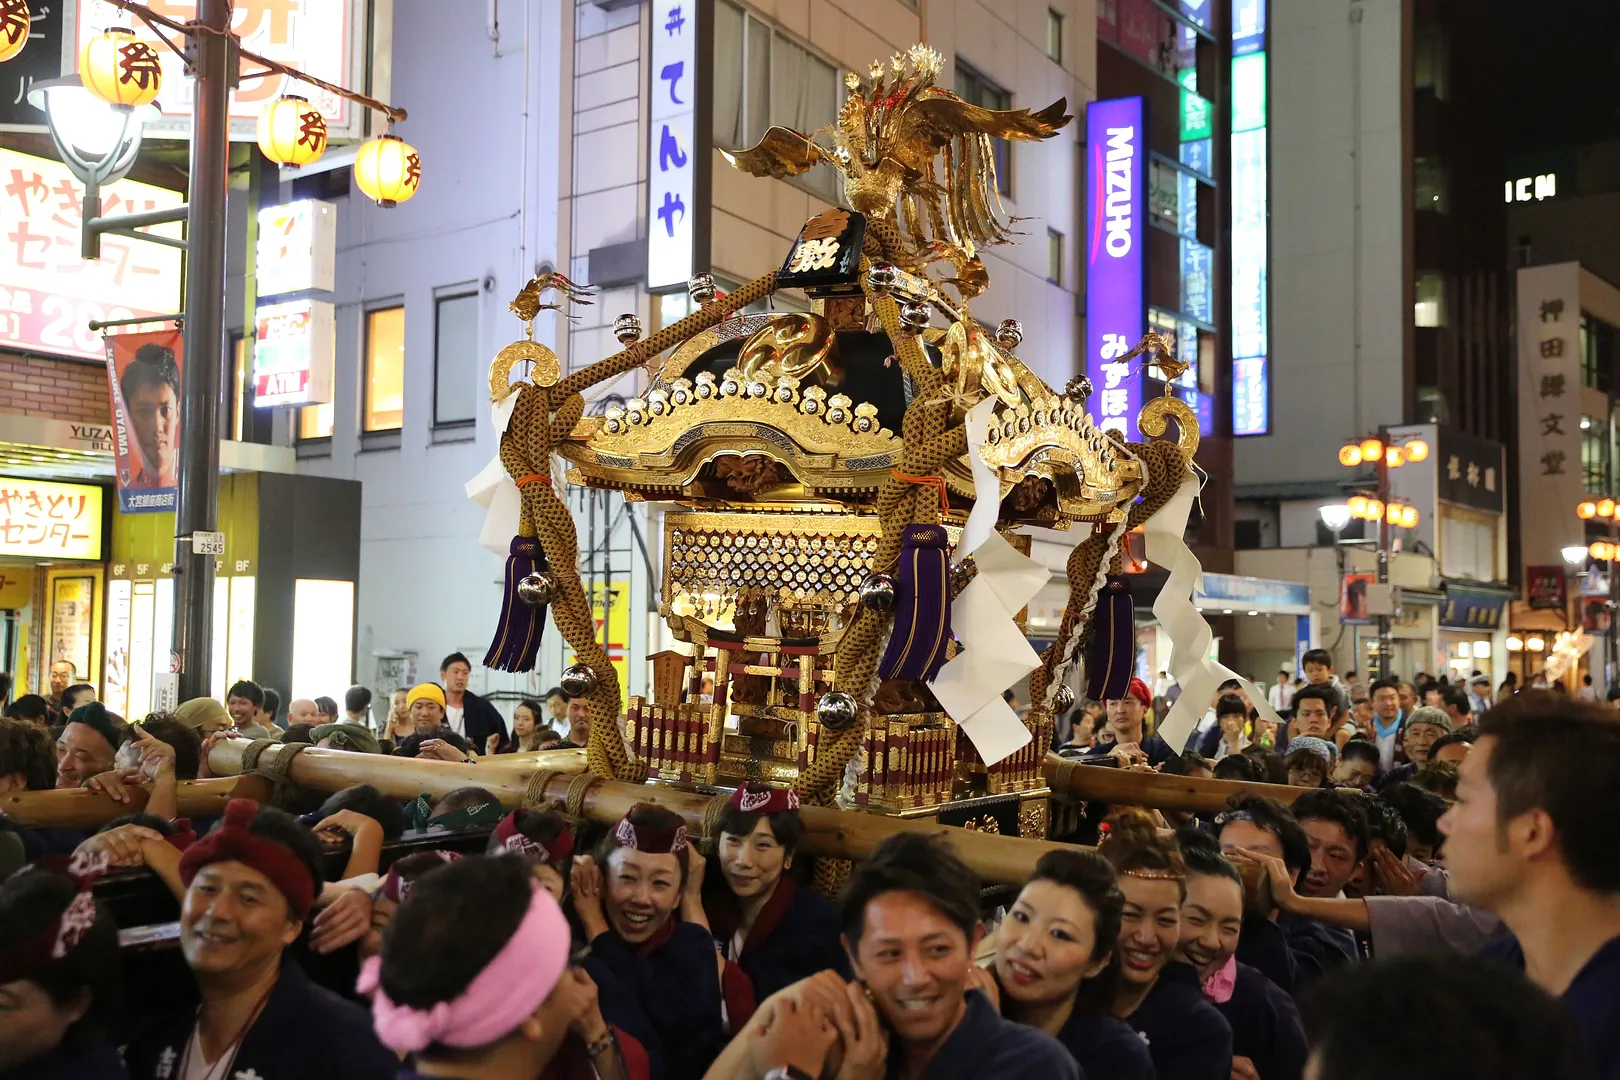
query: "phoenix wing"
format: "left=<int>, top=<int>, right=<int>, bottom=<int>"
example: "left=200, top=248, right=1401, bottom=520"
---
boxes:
left=911, top=94, right=1072, bottom=147
left=720, top=126, right=831, bottom=179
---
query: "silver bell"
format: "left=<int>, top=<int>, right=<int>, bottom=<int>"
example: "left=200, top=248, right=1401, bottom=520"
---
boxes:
left=688, top=273, right=717, bottom=306
left=899, top=301, right=931, bottom=333
left=1065, top=374, right=1094, bottom=403
left=560, top=662, right=598, bottom=698
left=995, top=319, right=1024, bottom=350
left=516, top=571, right=557, bottom=607
left=816, top=691, right=860, bottom=732
left=1053, top=684, right=1076, bottom=713
left=857, top=572, right=897, bottom=613
left=613, top=314, right=643, bottom=344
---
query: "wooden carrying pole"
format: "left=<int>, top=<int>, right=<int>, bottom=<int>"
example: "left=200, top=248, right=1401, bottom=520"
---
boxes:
left=193, top=742, right=1082, bottom=887
left=1043, top=754, right=1304, bottom=815
left=1, top=776, right=272, bottom=829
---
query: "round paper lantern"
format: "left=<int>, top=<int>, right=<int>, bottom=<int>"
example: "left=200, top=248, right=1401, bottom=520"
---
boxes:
left=80, top=27, right=163, bottom=108
left=354, top=132, right=421, bottom=207
left=257, top=94, right=327, bottom=168
left=1337, top=444, right=1363, bottom=467
left=0, top=0, right=31, bottom=63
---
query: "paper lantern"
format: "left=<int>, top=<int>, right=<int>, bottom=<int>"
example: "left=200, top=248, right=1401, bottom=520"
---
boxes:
left=1579, top=500, right=1599, bottom=519
left=80, top=28, right=162, bottom=108
left=1385, top=445, right=1406, bottom=468
left=1348, top=495, right=1369, bottom=519
left=1599, top=498, right=1616, bottom=518
left=1403, top=439, right=1429, bottom=462
left=354, top=132, right=421, bottom=207
left=1359, top=437, right=1383, bottom=461
left=0, top=0, right=30, bottom=63
left=1338, top=444, right=1363, bottom=467
left=257, top=95, right=327, bottom=168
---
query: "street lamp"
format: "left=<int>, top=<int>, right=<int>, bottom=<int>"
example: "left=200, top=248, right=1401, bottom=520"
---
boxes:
left=1318, top=503, right=1353, bottom=533
left=1337, top=430, right=1428, bottom=680
left=1565, top=545, right=1592, bottom=565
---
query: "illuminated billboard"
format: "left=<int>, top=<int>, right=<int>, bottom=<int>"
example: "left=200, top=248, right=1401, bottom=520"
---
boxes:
left=1085, top=97, right=1145, bottom=436
left=1230, top=7, right=1270, bottom=436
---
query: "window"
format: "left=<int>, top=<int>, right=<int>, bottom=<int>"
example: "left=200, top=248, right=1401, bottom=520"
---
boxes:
left=1413, top=26, right=1449, bottom=99
left=954, top=62, right=1013, bottom=196
left=299, top=401, right=333, bottom=440
left=1415, top=157, right=1448, bottom=213
left=1582, top=313, right=1617, bottom=393
left=1582, top=416, right=1609, bottom=494
left=433, top=292, right=479, bottom=427
left=713, top=1, right=840, bottom=201
left=363, top=306, right=406, bottom=432
left=1047, top=9, right=1064, bottom=62
left=229, top=335, right=247, bottom=441
left=1414, top=273, right=1445, bottom=328
left=1047, top=228, right=1064, bottom=285
left=1148, top=160, right=1179, bottom=229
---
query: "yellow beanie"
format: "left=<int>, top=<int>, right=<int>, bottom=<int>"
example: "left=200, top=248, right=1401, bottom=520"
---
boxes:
left=406, top=683, right=446, bottom=709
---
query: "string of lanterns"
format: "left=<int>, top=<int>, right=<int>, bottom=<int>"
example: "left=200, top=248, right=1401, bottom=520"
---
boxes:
left=0, top=10, right=420, bottom=206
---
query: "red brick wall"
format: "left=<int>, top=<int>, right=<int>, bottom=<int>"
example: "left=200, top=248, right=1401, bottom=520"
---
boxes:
left=0, top=351, right=110, bottom=425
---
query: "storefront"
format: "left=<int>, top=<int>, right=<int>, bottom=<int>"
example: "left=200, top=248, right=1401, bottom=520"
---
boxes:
left=1436, top=582, right=1511, bottom=684
left=0, top=473, right=110, bottom=699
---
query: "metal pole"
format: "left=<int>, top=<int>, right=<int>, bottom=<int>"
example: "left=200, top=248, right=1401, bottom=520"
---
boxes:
left=1610, top=521, right=1618, bottom=691
left=172, top=0, right=233, bottom=701
left=1376, top=428, right=1391, bottom=681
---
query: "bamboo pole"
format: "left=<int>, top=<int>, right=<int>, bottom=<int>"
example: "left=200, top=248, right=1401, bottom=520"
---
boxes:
left=204, top=743, right=1079, bottom=887
left=1043, top=754, right=1304, bottom=815
left=1, top=776, right=272, bottom=828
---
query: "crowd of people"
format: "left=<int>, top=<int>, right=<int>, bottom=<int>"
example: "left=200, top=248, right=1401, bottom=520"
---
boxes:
left=1, top=644, right=1618, bottom=1079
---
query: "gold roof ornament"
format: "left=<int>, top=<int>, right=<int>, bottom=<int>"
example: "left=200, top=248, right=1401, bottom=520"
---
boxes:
left=475, top=44, right=1202, bottom=867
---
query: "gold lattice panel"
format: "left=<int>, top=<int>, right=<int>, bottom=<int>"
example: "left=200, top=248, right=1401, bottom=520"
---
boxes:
left=663, top=511, right=885, bottom=619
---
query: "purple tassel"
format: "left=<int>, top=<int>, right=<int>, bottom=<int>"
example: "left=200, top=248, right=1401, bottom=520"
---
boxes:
left=878, top=525, right=953, bottom=681
left=484, top=536, right=548, bottom=672
left=1084, top=575, right=1136, bottom=702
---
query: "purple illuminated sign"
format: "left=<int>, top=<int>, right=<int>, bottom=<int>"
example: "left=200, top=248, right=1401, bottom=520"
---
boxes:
left=1086, top=96, right=1146, bottom=436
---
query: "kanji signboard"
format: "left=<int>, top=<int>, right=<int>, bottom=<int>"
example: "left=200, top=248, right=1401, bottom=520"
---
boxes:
left=647, top=0, right=698, bottom=290
left=0, top=147, right=182, bottom=361
left=0, top=476, right=103, bottom=560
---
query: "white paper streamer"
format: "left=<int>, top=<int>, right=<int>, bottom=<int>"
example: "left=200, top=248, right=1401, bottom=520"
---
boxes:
left=1144, top=472, right=1283, bottom=750
left=926, top=399, right=1045, bottom=765
left=465, top=383, right=525, bottom=555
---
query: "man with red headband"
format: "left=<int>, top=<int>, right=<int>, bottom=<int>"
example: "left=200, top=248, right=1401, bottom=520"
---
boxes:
left=124, top=799, right=396, bottom=1080
left=573, top=802, right=725, bottom=1080
left=1078, top=677, right=1175, bottom=768
left=706, top=783, right=850, bottom=1030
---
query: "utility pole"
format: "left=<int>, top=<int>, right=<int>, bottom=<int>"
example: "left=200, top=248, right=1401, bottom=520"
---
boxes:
left=172, top=0, right=232, bottom=700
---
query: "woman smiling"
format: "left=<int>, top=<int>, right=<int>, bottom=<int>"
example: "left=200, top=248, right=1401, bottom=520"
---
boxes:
left=989, top=849, right=1157, bottom=1080
left=1100, top=811, right=1234, bottom=1080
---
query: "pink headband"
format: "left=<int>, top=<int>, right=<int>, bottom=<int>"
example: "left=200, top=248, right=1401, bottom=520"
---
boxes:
left=613, top=814, right=688, bottom=854
left=728, top=785, right=800, bottom=815
left=358, top=881, right=571, bottom=1054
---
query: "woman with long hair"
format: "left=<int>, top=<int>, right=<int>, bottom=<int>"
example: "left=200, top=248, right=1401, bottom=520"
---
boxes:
left=988, top=848, right=1156, bottom=1079
left=1099, top=811, right=1234, bottom=1080
left=509, top=699, right=559, bottom=752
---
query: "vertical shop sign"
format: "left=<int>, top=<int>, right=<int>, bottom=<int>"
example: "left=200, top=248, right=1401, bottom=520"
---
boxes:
left=1085, top=97, right=1145, bottom=436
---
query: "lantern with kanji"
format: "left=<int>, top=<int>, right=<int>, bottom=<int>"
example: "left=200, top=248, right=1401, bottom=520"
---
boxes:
left=0, top=0, right=30, bottom=63
left=354, top=132, right=421, bottom=207
left=80, top=27, right=163, bottom=108
left=258, top=95, right=328, bottom=168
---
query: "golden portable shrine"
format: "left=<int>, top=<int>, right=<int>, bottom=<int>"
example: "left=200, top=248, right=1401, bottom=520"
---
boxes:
left=474, top=44, right=1202, bottom=854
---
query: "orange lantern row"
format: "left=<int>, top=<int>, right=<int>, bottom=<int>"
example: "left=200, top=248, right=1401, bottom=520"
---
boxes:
left=1344, top=496, right=1419, bottom=528
left=1337, top=437, right=1431, bottom=469
left=1577, top=498, right=1618, bottom=520
left=67, top=26, right=419, bottom=205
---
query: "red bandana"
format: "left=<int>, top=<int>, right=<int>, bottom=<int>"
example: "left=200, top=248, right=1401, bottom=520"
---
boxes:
left=727, top=785, right=800, bottom=815
left=380, top=850, right=462, bottom=904
left=613, top=814, right=688, bottom=855
left=0, top=852, right=105, bottom=985
left=178, top=800, right=317, bottom=920
left=1125, top=677, right=1152, bottom=706
left=493, top=812, right=575, bottom=865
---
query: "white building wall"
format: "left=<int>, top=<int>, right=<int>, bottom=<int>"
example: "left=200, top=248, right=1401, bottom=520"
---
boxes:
left=228, top=0, right=567, bottom=695
left=1233, top=0, right=1405, bottom=486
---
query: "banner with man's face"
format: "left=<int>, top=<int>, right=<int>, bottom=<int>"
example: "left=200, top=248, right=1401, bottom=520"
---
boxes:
left=103, top=328, right=183, bottom=514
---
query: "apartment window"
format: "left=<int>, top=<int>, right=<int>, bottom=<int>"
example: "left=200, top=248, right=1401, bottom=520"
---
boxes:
left=363, top=306, right=406, bottom=432
left=1046, top=9, right=1063, bottom=62
left=713, top=1, right=840, bottom=201
left=433, top=291, right=479, bottom=427
left=1047, top=228, right=1064, bottom=285
left=1414, top=272, right=1445, bottom=328
left=1414, top=157, right=1448, bottom=212
left=954, top=62, right=1013, bottom=196
left=299, top=401, right=334, bottom=441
